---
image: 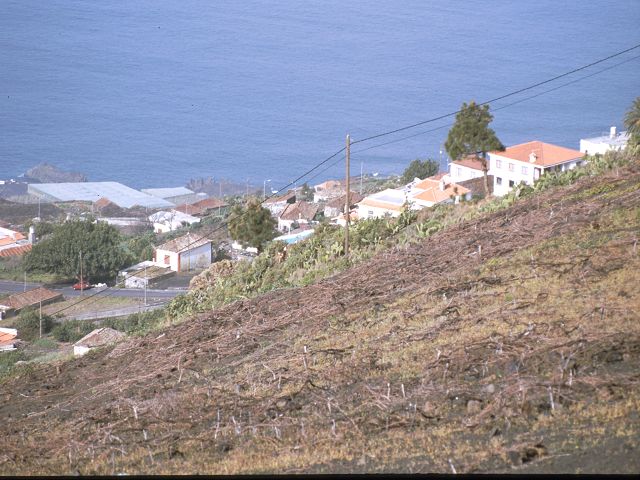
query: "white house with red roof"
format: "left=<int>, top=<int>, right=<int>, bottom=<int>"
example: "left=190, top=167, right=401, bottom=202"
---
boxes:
left=356, top=174, right=470, bottom=219
left=488, top=141, right=585, bottom=197
left=411, top=175, right=471, bottom=208
left=449, top=155, right=485, bottom=183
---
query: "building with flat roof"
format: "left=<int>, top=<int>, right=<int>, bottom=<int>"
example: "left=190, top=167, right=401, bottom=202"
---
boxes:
left=141, top=187, right=205, bottom=206
left=28, top=182, right=174, bottom=209
left=580, top=126, right=629, bottom=156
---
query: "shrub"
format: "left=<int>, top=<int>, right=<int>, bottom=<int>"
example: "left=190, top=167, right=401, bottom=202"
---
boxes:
left=52, top=320, right=95, bottom=343
left=13, top=308, right=54, bottom=341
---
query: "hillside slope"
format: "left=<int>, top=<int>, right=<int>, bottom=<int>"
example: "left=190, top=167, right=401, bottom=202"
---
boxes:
left=1, top=161, right=639, bottom=474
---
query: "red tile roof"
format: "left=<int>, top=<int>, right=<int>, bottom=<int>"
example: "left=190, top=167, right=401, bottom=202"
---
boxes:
left=94, top=197, right=114, bottom=208
left=412, top=177, right=470, bottom=205
left=0, top=244, right=32, bottom=257
left=452, top=155, right=485, bottom=171
left=490, top=141, right=583, bottom=167
left=2, top=287, right=63, bottom=311
left=0, top=329, right=17, bottom=348
left=174, top=198, right=229, bottom=216
left=279, top=201, right=319, bottom=221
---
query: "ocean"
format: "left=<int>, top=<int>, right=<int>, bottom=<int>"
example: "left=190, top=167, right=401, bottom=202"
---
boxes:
left=1, top=0, right=639, bottom=190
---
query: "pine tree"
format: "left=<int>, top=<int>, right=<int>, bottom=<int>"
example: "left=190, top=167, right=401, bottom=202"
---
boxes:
left=227, top=200, right=277, bottom=251
left=445, top=101, right=504, bottom=195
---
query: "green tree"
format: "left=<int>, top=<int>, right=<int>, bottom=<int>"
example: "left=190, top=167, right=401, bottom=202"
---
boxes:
left=227, top=200, right=277, bottom=251
left=400, top=158, right=439, bottom=184
left=624, top=96, right=640, bottom=149
left=24, top=219, right=131, bottom=281
left=299, top=183, right=313, bottom=201
left=14, top=308, right=54, bottom=341
left=445, top=101, right=504, bottom=195
left=126, top=231, right=155, bottom=263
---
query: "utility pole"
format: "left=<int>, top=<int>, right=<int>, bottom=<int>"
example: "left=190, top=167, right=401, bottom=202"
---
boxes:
left=360, top=161, right=364, bottom=195
left=144, top=264, right=147, bottom=306
left=39, top=299, right=42, bottom=339
left=344, top=134, right=351, bottom=257
left=219, top=180, right=222, bottom=216
left=79, top=250, right=83, bottom=296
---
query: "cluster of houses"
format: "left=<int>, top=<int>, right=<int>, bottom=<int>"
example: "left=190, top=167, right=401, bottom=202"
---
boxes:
left=0, top=126, right=630, bottom=356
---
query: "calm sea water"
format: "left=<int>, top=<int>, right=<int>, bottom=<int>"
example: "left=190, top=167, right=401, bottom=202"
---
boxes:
left=1, top=0, right=639, bottom=189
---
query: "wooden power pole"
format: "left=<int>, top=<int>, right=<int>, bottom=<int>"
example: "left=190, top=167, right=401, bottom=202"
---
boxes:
left=344, top=134, right=351, bottom=257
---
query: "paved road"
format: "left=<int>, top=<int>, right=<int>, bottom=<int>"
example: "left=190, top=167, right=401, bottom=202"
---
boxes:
left=62, top=301, right=167, bottom=321
left=0, top=280, right=42, bottom=294
left=0, top=280, right=185, bottom=299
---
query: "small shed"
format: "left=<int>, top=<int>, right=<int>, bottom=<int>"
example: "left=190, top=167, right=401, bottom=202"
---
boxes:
left=73, top=327, right=126, bottom=357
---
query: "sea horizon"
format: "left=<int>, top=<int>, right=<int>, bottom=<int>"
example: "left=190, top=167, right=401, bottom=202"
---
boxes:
left=1, top=0, right=639, bottom=190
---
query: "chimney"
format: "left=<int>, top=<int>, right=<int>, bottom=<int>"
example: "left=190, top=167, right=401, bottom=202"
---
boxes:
left=28, top=226, right=36, bottom=244
left=529, top=152, right=538, bottom=163
left=610, top=126, right=617, bottom=139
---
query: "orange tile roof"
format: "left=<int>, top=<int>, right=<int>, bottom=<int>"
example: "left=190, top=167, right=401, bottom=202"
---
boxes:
left=174, top=203, right=205, bottom=216
left=0, top=244, right=32, bottom=257
left=452, top=155, right=485, bottom=171
left=0, top=330, right=17, bottom=347
left=490, top=141, right=583, bottom=167
left=0, top=232, right=26, bottom=245
left=412, top=178, right=470, bottom=205
left=94, top=197, right=114, bottom=208
left=192, top=198, right=228, bottom=210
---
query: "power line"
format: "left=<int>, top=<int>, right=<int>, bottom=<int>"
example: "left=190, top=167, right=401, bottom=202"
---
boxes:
left=43, top=146, right=347, bottom=318
left=349, top=52, right=640, bottom=157
left=351, top=42, right=640, bottom=146
left=40, top=43, right=640, bottom=319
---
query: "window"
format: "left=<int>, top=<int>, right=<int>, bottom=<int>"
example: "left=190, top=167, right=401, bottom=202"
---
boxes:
left=508, top=163, right=514, bottom=172
left=495, top=159, right=502, bottom=169
left=368, top=210, right=374, bottom=217
left=496, top=177, right=502, bottom=185
left=457, top=167, right=462, bottom=177
left=521, top=166, right=528, bottom=175
left=509, top=180, right=515, bottom=187
left=164, top=255, right=170, bottom=265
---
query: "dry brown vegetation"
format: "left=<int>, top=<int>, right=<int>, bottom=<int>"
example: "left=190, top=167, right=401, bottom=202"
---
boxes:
left=1, top=161, right=639, bottom=474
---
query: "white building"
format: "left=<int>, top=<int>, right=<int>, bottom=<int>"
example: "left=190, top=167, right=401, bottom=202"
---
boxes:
left=411, top=175, right=471, bottom=208
left=580, top=126, right=629, bottom=156
left=488, top=141, right=585, bottom=197
left=154, top=233, right=212, bottom=272
left=449, top=156, right=484, bottom=183
left=148, top=210, right=201, bottom=233
left=356, top=188, right=411, bottom=220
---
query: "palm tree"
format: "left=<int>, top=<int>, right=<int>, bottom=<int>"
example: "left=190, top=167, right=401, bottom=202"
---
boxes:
left=624, top=96, right=640, bottom=148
